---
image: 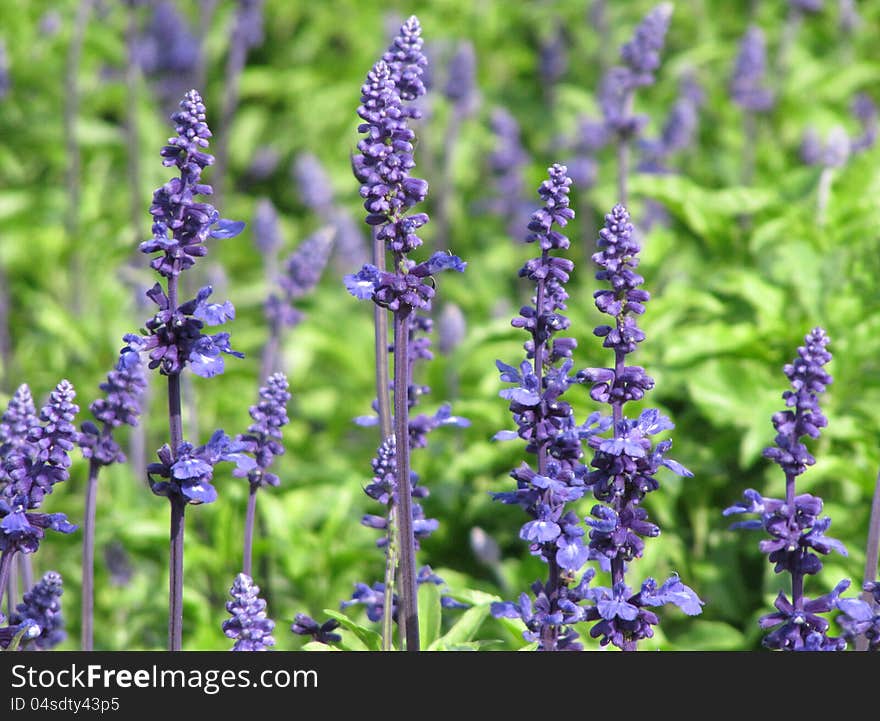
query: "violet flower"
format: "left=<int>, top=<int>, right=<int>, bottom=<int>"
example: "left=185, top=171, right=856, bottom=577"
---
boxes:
left=77, top=355, right=147, bottom=650
left=578, top=205, right=702, bottom=650
left=599, top=4, right=673, bottom=205
left=0, top=380, right=79, bottom=610
left=345, top=20, right=465, bottom=650
left=222, top=573, right=275, bottom=651
left=260, top=225, right=335, bottom=382
left=124, top=89, right=245, bottom=651
left=291, top=614, right=341, bottom=645
left=725, top=328, right=852, bottom=650
left=235, top=373, right=290, bottom=576
left=11, top=570, right=64, bottom=650
left=836, top=582, right=880, bottom=651
left=133, top=1, right=202, bottom=112
left=483, top=107, right=533, bottom=242
left=293, top=153, right=367, bottom=272
left=730, top=26, right=773, bottom=185
left=490, top=164, right=608, bottom=651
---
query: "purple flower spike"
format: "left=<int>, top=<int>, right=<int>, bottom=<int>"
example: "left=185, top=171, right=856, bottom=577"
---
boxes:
left=1, top=380, right=79, bottom=556
left=79, top=354, right=147, bottom=467
left=140, top=90, right=244, bottom=278
left=492, top=165, right=608, bottom=651
left=579, top=204, right=700, bottom=649
left=236, top=373, right=290, bottom=489
left=621, top=3, right=673, bottom=85
left=726, top=328, right=854, bottom=650
left=730, top=27, right=774, bottom=113
left=222, top=573, right=275, bottom=651
left=383, top=15, right=428, bottom=116
left=12, top=570, right=65, bottom=650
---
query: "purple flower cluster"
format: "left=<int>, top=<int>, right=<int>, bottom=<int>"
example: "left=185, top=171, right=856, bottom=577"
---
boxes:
left=730, top=27, right=774, bottom=113
left=291, top=614, right=341, bottom=644
left=599, top=4, right=673, bottom=139
left=638, top=73, right=704, bottom=174
left=341, top=565, right=463, bottom=623
left=800, top=94, right=877, bottom=168
left=576, top=204, right=701, bottom=649
left=0, top=380, right=79, bottom=557
left=382, top=15, right=427, bottom=118
left=263, top=227, right=335, bottom=333
left=11, top=570, right=65, bottom=650
left=222, top=573, right=275, bottom=651
left=121, top=283, right=243, bottom=379
left=147, top=429, right=254, bottom=506
left=490, top=164, right=607, bottom=651
left=139, top=90, right=244, bottom=279
left=78, top=355, right=147, bottom=467
left=484, top=108, right=533, bottom=240
left=836, top=582, right=880, bottom=650
left=123, top=91, right=244, bottom=382
left=235, top=373, right=290, bottom=490
left=725, top=328, right=851, bottom=650
left=292, top=154, right=366, bottom=271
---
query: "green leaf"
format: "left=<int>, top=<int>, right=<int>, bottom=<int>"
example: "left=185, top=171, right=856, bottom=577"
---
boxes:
left=429, top=604, right=491, bottom=650
left=418, top=582, right=443, bottom=650
left=322, top=610, right=383, bottom=652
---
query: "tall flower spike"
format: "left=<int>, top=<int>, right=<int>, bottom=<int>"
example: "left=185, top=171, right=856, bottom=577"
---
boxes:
left=0, top=381, right=78, bottom=613
left=578, top=205, right=701, bottom=650
left=222, top=573, right=275, bottom=651
left=79, top=356, right=147, bottom=467
left=0, top=385, right=40, bottom=490
left=12, top=570, right=64, bottom=650
left=345, top=25, right=465, bottom=651
left=491, top=164, right=608, bottom=651
left=140, top=89, right=244, bottom=278
left=725, top=328, right=851, bottom=651
left=730, top=27, right=774, bottom=113
left=620, top=3, right=673, bottom=85
left=237, top=373, right=290, bottom=491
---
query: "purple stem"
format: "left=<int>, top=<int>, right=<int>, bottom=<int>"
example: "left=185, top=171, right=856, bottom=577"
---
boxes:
left=534, top=264, right=560, bottom=652
left=243, top=484, right=258, bottom=577
left=81, top=459, right=100, bottom=650
left=610, top=345, right=637, bottom=651
left=393, top=306, right=419, bottom=651
left=372, top=226, right=395, bottom=651
left=856, top=468, right=880, bottom=651
left=18, top=555, right=32, bottom=595
left=166, top=271, right=186, bottom=652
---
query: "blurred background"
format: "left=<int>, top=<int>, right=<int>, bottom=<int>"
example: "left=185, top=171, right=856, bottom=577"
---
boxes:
left=1, top=0, right=879, bottom=650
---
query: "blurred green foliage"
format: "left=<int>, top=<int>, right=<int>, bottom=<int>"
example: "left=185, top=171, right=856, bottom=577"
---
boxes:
left=1, top=0, right=879, bottom=651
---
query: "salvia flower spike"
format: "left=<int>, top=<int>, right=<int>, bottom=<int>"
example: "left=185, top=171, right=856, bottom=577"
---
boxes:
left=345, top=18, right=465, bottom=649
left=0, top=380, right=79, bottom=610
left=236, top=373, right=290, bottom=576
left=123, top=89, right=245, bottom=651
left=490, top=164, right=607, bottom=651
left=578, top=204, right=702, bottom=650
left=725, top=328, right=852, bottom=650
left=11, top=570, right=64, bottom=650
left=222, top=573, right=275, bottom=651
